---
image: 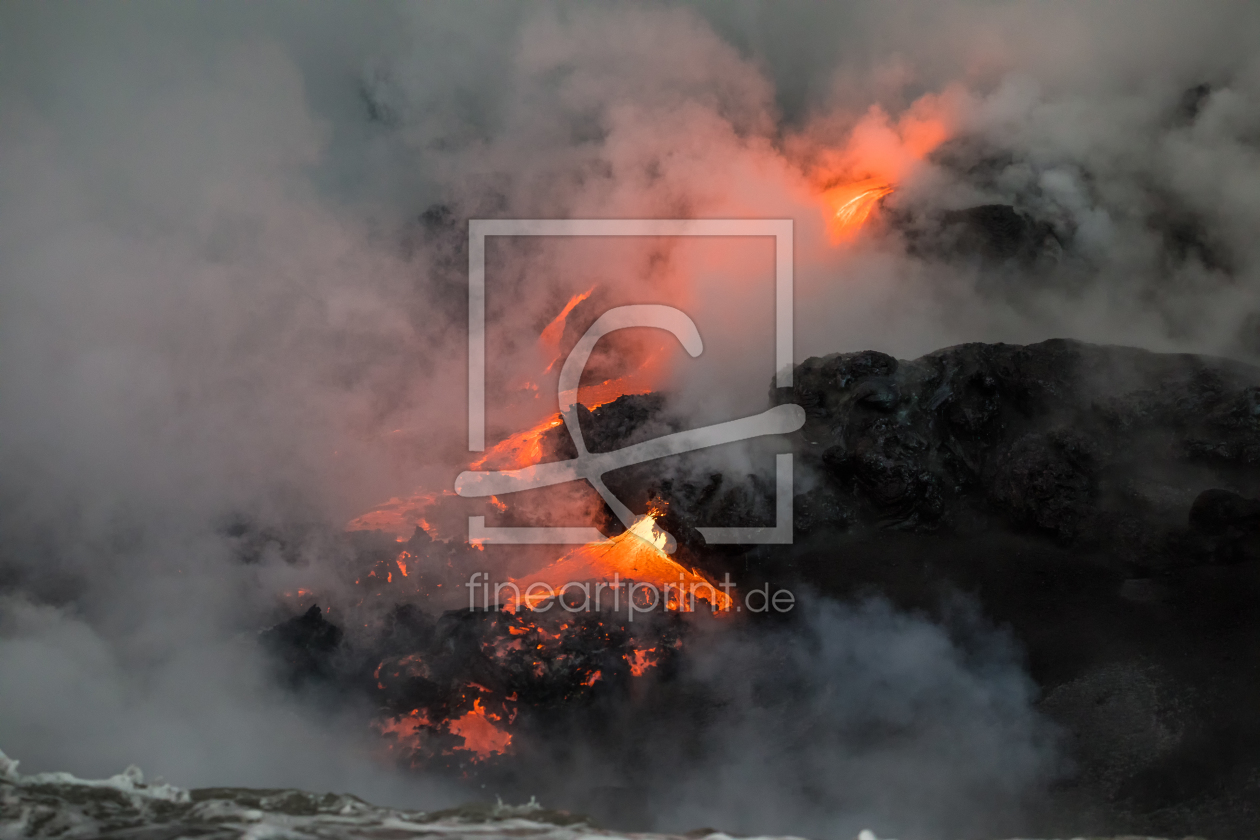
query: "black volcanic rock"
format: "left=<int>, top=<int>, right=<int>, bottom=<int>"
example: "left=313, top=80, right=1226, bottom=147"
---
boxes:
left=261, top=604, right=344, bottom=686
left=1189, top=488, right=1260, bottom=535
left=777, top=338, right=1260, bottom=568
left=543, top=393, right=677, bottom=459
left=893, top=202, right=1064, bottom=268
left=940, top=204, right=1062, bottom=263
left=772, top=339, right=1260, bottom=839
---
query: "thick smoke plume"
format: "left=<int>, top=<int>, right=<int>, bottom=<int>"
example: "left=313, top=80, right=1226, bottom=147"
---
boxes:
left=515, top=595, right=1059, bottom=839
left=1, top=0, right=1258, bottom=834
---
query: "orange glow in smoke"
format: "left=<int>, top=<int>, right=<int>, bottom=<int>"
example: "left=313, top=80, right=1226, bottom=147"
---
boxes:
left=539, top=286, right=595, bottom=352
left=375, top=708, right=431, bottom=752
left=345, top=492, right=441, bottom=539
left=826, top=178, right=895, bottom=238
left=817, top=93, right=955, bottom=241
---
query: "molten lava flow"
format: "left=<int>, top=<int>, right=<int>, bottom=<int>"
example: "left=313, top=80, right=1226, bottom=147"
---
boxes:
left=470, top=414, right=564, bottom=471
left=350, top=275, right=670, bottom=536
left=505, top=513, right=733, bottom=613
left=472, top=286, right=670, bottom=470
left=447, top=698, right=512, bottom=760
left=826, top=177, right=895, bottom=239
left=539, top=286, right=594, bottom=354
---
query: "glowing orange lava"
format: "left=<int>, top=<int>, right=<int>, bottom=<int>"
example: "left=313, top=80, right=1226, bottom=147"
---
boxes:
left=826, top=177, right=895, bottom=240
left=505, top=513, right=733, bottom=613
left=625, top=648, right=658, bottom=677
left=447, top=698, right=513, bottom=759
left=470, top=414, right=564, bottom=471
left=376, top=698, right=513, bottom=762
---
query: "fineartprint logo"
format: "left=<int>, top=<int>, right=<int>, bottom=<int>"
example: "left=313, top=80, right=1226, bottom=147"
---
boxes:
left=457, top=219, right=804, bottom=550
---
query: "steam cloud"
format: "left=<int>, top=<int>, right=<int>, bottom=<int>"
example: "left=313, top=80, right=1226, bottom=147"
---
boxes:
left=512, top=596, right=1059, bottom=840
left=1, top=0, right=1258, bottom=834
